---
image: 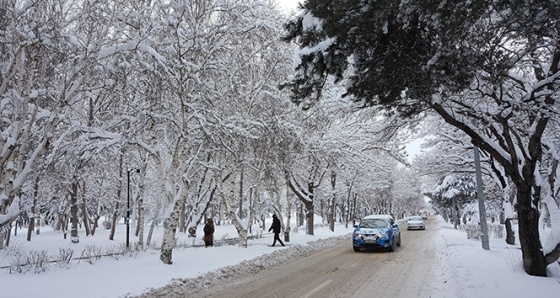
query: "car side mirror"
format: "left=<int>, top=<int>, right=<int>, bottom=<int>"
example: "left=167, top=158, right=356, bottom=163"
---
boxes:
left=354, top=224, right=359, bottom=228
left=392, top=223, right=399, bottom=228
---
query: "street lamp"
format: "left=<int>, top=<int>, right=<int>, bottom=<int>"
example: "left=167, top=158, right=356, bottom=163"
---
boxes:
left=127, top=168, right=140, bottom=248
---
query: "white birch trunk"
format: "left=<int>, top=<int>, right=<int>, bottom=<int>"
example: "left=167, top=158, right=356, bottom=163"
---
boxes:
left=160, top=197, right=181, bottom=264
left=285, top=183, right=292, bottom=242
left=220, top=183, right=249, bottom=247
left=159, top=145, right=190, bottom=263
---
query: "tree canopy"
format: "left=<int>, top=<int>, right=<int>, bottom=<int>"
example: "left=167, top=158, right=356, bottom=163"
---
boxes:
left=284, top=0, right=560, bottom=276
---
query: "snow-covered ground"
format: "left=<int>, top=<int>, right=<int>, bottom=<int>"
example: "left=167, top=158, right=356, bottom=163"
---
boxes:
left=2, top=216, right=559, bottom=298
left=427, top=218, right=560, bottom=298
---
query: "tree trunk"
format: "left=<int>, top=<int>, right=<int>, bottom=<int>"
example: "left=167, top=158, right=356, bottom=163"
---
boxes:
left=70, top=181, right=79, bottom=243
left=228, top=209, right=248, bottom=248
left=238, top=165, right=244, bottom=220
left=135, top=172, right=146, bottom=239
left=352, top=193, right=357, bottom=225
left=109, top=201, right=119, bottom=241
left=178, top=199, right=186, bottom=234
left=0, top=221, right=8, bottom=249
left=59, top=213, right=68, bottom=239
left=146, top=203, right=160, bottom=247
left=27, top=176, right=39, bottom=241
left=81, top=182, right=91, bottom=237
left=328, top=171, right=336, bottom=232
left=284, top=184, right=291, bottom=242
left=503, top=201, right=516, bottom=244
left=305, top=203, right=314, bottom=235
left=221, top=167, right=249, bottom=247
left=160, top=199, right=180, bottom=264
left=160, top=178, right=189, bottom=264
left=505, top=218, right=515, bottom=245
left=287, top=175, right=315, bottom=235
left=137, top=203, right=145, bottom=248
left=452, top=198, right=458, bottom=229
left=238, top=228, right=248, bottom=247
left=110, top=154, right=124, bottom=241
left=90, top=213, right=100, bottom=236
left=344, top=181, right=353, bottom=229
left=303, top=181, right=315, bottom=235
left=516, top=187, right=547, bottom=276
left=4, top=222, right=12, bottom=248
left=297, top=203, right=304, bottom=227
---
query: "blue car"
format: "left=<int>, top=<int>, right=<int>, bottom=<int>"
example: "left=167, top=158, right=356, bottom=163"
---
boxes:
left=353, top=214, right=401, bottom=252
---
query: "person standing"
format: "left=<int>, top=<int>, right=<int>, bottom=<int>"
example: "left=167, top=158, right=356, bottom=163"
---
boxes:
left=203, top=218, right=214, bottom=247
left=268, top=214, right=285, bottom=247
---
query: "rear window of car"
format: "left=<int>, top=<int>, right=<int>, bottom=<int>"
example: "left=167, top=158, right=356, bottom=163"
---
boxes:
left=409, top=216, right=423, bottom=221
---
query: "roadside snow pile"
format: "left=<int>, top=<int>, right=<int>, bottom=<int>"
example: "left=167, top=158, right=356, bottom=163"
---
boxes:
left=130, top=234, right=349, bottom=298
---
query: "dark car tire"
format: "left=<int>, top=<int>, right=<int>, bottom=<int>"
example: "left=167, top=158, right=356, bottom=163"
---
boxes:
left=389, top=237, right=396, bottom=252
left=353, top=246, right=361, bottom=252
left=397, top=235, right=401, bottom=247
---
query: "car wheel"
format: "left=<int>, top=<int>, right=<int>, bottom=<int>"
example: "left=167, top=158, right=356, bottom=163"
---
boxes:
left=353, top=246, right=361, bottom=252
left=397, top=235, right=401, bottom=247
left=389, top=237, right=396, bottom=252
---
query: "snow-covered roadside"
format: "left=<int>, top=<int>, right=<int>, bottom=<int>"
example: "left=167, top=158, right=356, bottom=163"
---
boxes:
left=130, top=235, right=349, bottom=298
left=1, top=221, right=354, bottom=298
left=426, top=217, right=560, bottom=298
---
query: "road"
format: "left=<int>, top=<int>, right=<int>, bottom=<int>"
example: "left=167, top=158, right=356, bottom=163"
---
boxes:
left=197, top=218, right=437, bottom=298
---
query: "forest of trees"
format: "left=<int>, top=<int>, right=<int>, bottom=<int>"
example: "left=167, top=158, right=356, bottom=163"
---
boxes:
left=0, top=0, right=426, bottom=265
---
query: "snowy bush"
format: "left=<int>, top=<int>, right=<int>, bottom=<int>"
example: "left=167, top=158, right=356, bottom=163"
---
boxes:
left=463, top=223, right=504, bottom=240
left=78, top=246, right=105, bottom=264
left=102, top=221, right=112, bottom=229
left=5, top=242, right=141, bottom=274
left=54, top=248, right=73, bottom=268
left=9, top=250, right=50, bottom=274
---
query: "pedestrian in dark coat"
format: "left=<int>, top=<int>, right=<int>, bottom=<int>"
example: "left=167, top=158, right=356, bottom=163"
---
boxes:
left=203, top=218, right=214, bottom=247
left=268, top=214, right=285, bottom=247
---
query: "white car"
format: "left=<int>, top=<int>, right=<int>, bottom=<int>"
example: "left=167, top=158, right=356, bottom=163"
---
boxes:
left=407, top=216, right=425, bottom=230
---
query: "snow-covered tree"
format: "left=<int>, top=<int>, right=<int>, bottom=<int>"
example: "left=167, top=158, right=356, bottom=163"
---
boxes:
left=429, top=174, right=477, bottom=225
left=283, top=0, right=560, bottom=276
left=414, top=115, right=514, bottom=239
left=0, top=0, right=120, bottom=246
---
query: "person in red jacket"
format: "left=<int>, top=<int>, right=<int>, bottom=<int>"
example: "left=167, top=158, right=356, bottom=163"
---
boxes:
left=268, top=214, right=285, bottom=247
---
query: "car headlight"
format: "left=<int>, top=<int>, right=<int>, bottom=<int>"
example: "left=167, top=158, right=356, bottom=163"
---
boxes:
left=353, top=231, right=362, bottom=237
left=379, top=232, right=388, bottom=238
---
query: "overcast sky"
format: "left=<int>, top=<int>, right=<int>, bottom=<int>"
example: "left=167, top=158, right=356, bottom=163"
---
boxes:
left=278, top=0, right=301, bottom=12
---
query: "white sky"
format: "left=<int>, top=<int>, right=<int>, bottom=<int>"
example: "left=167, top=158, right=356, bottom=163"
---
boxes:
left=2, top=216, right=558, bottom=297
left=277, top=0, right=301, bottom=12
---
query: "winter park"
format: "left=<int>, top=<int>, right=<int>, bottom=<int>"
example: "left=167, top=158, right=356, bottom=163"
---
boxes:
left=1, top=0, right=560, bottom=297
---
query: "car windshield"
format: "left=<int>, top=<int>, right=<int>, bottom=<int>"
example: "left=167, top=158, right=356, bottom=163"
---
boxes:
left=409, top=216, right=422, bottom=221
left=360, top=218, right=388, bottom=228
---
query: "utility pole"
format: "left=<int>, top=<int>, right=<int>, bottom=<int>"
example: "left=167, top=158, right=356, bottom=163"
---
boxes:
left=474, top=146, right=490, bottom=250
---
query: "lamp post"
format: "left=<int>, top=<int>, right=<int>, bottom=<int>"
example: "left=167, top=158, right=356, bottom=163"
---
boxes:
left=127, top=168, right=140, bottom=248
